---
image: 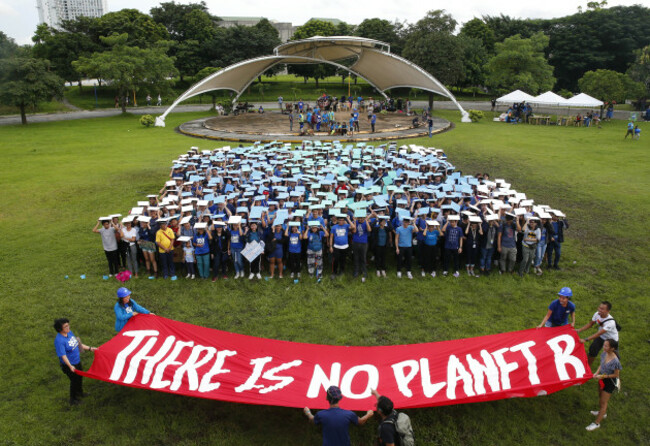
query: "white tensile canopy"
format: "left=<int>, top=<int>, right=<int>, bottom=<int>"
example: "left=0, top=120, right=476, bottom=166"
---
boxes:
left=156, top=36, right=471, bottom=126
left=529, top=91, right=568, bottom=106
left=565, top=93, right=604, bottom=108
left=495, top=89, right=536, bottom=104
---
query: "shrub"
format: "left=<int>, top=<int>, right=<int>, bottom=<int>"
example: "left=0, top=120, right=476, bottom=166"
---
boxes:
left=468, top=109, right=484, bottom=122
left=140, top=114, right=155, bottom=127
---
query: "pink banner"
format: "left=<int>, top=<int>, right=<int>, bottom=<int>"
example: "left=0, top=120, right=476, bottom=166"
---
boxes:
left=79, top=315, right=591, bottom=410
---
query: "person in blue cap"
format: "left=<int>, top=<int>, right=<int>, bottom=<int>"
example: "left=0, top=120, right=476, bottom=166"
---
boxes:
left=537, top=287, right=576, bottom=328
left=303, top=385, right=374, bottom=446
left=114, top=287, right=152, bottom=332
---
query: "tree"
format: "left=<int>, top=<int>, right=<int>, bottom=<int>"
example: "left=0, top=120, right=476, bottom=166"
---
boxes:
left=402, top=11, right=465, bottom=88
left=32, top=23, right=98, bottom=88
left=482, top=14, right=542, bottom=43
left=287, top=20, right=338, bottom=86
left=150, top=1, right=215, bottom=40
left=0, top=31, right=19, bottom=59
left=458, top=35, right=489, bottom=94
left=354, top=18, right=404, bottom=54
left=96, top=9, right=169, bottom=48
left=73, top=33, right=178, bottom=113
left=0, top=56, right=64, bottom=124
left=486, top=32, right=555, bottom=94
left=460, top=18, right=495, bottom=53
left=578, top=69, right=644, bottom=103
left=627, top=45, right=650, bottom=96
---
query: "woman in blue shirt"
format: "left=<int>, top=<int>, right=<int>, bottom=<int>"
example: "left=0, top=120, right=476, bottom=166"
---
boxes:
left=373, top=217, right=391, bottom=277
left=442, top=216, right=464, bottom=277
left=267, top=222, right=285, bottom=279
left=229, top=222, right=246, bottom=279
left=245, top=221, right=264, bottom=279
left=54, top=318, right=96, bottom=405
left=193, top=225, right=212, bottom=279
left=395, top=217, right=418, bottom=279
left=422, top=221, right=440, bottom=277
left=114, top=287, right=151, bottom=332
left=329, top=215, right=352, bottom=277
left=286, top=223, right=303, bottom=278
left=303, top=222, right=328, bottom=278
left=352, top=216, right=371, bottom=281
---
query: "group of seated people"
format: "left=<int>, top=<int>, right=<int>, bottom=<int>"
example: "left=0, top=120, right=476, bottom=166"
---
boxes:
left=95, top=142, right=568, bottom=281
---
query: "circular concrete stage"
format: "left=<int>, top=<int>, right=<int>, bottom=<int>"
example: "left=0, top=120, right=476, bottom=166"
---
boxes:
left=177, top=111, right=451, bottom=143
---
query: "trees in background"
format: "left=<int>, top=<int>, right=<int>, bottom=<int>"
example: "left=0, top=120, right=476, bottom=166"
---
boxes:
left=287, top=19, right=339, bottom=86
left=73, top=34, right=178, bottom=113
left=578, top=69, right=645, bottom=104
left=0, top=55, right=64, bottom=124
left=486, top=32, right=555, bottom=95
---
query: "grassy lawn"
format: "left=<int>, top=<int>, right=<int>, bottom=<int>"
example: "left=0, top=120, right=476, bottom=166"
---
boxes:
left=0, top=111, right=648, bottom=445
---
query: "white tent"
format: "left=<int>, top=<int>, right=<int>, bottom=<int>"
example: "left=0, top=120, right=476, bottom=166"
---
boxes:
left=156, top=36, right=471, bottom=126
left=565, top=93, right=604, bottom=108
left=529, top=91, right=568, bottom=107
left=496, top=90, right=535, bottom=104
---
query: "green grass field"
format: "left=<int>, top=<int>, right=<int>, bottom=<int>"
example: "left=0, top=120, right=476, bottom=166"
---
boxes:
left=0, top=111, right=648, bottom=445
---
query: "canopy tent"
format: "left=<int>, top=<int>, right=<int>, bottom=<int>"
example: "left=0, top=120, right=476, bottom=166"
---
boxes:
left=156, top=36, right=471, bottom=126
left=495, top=89, right=536, bottom=104
left=564, top=93, right=604, bottom=108
left=529, top=91, right=568, bottom=107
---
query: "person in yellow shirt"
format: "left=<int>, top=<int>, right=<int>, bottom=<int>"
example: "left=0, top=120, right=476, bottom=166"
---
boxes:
left=156, top=219, right=177, bottom=279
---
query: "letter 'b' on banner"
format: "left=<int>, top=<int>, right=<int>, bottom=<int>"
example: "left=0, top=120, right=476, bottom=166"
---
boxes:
left=78, top=315, right=591, bottom=410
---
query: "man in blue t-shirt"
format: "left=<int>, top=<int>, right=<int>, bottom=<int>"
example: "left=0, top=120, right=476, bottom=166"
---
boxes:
left=538, top=287, right=576, bottom=328
left=370, top=113, right=377, bottom=132
left=303, top=386, right=374, bottom=446
left=395, top=217, right=418, bottom=279
left=330, top=215, right=352, bottom=277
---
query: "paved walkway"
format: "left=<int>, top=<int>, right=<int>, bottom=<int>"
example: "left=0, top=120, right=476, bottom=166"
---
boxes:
left=0, top=101, right=635, bottom=126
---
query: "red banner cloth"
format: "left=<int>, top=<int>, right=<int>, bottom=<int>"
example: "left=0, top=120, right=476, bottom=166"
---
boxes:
left=78, top=315, right=591, bottom=410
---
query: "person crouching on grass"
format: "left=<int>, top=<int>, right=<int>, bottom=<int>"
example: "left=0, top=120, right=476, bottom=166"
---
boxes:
left=303, top=386, right=374, bottom=446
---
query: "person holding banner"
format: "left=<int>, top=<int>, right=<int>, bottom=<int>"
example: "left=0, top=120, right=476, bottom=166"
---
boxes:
left=586, top=339, right=621, bottom=431
left=537, top=287, right=576, bottom=328
left=53, top=318, right=97, bottom=406
left=114, top=287, right=151, bottom=332
left=303, top=385, right=374, bottom=446
left=577, top=301, right=619, bottom=366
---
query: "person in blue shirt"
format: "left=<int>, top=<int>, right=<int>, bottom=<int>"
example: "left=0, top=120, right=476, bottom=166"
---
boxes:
left=442, top=216, right=464, bottom=277
left=546, top=212, right=568, bottom=270
left=395, top=217, right=418, bottom=279
left=304, top=222, right=329, bottom=278
left=245, top=221, right=264, bottom=279
left=329, top=215, right=352, bottom=277
left=422, top=221, right=441, bottom=277
left=114, top=287, right=151, bottom=332
left=537, top=287, right=576, bottom=328
left=370, top=113, right=377, bottom=132
left=351, top=215, right=372, bottom=282
left=373, top=216, right=391, bottom=277
left=286, top=224, right=303, bottom=278
left=624, top=121, right=634, bottom=138
left=229, top=222, right=246, bottom=279
left=193, top=225, right=212, bottom=279
left=348, top=116, right=355, bottom=135
left=54, top=318, right=96, bottom=405
left=303, top=386, right=374, bottom=446
left=267, top=222, right=285, bottom=279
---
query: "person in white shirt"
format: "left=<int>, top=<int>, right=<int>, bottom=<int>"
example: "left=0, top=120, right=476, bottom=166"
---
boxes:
left=577, top=301, right=619, bottom=367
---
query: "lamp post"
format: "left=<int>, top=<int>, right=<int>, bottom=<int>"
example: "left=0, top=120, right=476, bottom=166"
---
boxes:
left=94, top=83, right=98, bottom=109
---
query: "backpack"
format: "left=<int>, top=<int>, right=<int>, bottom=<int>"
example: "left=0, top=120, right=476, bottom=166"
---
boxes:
left=382, top=412, right=415, bottom=446
left=598, top=317, right=622, bottom=332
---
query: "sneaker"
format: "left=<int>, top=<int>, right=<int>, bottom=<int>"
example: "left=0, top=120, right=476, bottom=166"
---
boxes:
left=212, top=277, right=217, bottom=282
left=377, top=270, right=381, bottom=277
left=453, top=271, right=460, bottom=278
left=256, top=273, right=262, bottom=279
left=397, top=272, right=402, bottom=278
left=536, top=267, right=543, bottom=276
left=249, top=273, right=254, bottom=280
left=407, top=272, right=413, bottom=280
left=585, top=423, right=600, bottom=431
left=191, top=274, right=195, bottom=279
left=222, top=275, right=228, bottom=279
left=590, top=411, right=606, bottom=418
left=431, top=271, right=436, bottom=278
left=443, top=271, right=448, bottom=276
left=421, top=271, right=425, bottom=277
left=297, top=272, right=301, bottom=278
left=381, top=270, right=386, bottom=277
left=185, top=274, right=190, bottom=278
left=361, top=277, right=366, bottom=283
left=290, top=273, right=294, bottom=278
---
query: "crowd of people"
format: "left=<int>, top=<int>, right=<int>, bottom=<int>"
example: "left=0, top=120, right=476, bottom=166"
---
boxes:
left=94, top=142, right=570, bottom=282
left=55, top=285, right=622, bottom=434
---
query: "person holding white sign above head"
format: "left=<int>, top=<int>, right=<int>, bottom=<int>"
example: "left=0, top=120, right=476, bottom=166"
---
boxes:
left=303, top=385, right=373, bottom=446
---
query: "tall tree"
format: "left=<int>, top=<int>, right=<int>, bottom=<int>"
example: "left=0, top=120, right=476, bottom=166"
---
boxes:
left=460, top=18, right=495, bottom=53
left=0, top=31, right=19, bottom=59
left=96, top=9, right=169, bottom=48
left=287, top=20, right=338, bottom=86
left=627, top=45, right=650, bottom=96
left=0, top=56, right=64, bottom=124
left=354, top=18, right=404, bottom=54
left=458, top=35, right=489, bottom=93
left=486, top=32, right=555, bottom=94
left=579, top=69, right=644, bottom=103
left=150, top=1, right=214, bottom=40
left=482, top=14, right=542, bottom=43
left=73, top=33, right=178, bottom=113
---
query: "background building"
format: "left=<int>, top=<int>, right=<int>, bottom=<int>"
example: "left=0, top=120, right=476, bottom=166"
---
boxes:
left=217, top=16, right=296, bottom=43
left=36, top=0, right=108, bottom=29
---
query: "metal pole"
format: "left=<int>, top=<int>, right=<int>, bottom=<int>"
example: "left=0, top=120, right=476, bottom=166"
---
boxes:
left=94, top=84, right=98, bottom=108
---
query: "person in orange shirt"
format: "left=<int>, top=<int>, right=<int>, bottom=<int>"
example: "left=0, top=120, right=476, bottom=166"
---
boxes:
left=156, top=218, right=177, bottom=279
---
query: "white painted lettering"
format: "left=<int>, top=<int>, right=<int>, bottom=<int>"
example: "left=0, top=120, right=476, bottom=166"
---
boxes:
left=170, top=345, right=216, bottom=391
left=306, top=363, right=342, bottom=398
left=419, top=358, right=446, bottom=398
left=198, top=349, right=237, bottom=393
left=446, top=355, right=475, bottom=400
left=510, top=341, right=540, bottom=385
left=466, top=350, right=500, bottom=395
left=340, top=364, right=379, bottom=399
left=150, top=340, right=194, bottom=389
left=259, top=360, right=303, bottom=394
left=491, top=348, right=519, bottom=390
left=235, top=357, right=273, bottom=393
left=109, top=330, right=159, bottom=381
left=391, top=360, right=419, bottom=398
left=124, top=335, right=176, bottom=385
left=547, top=335, right=586, bottom=380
